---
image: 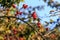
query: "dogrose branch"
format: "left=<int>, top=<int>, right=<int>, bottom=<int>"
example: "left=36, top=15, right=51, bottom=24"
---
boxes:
left=0, top=16, right=34, bottom=29
left=0, top=16, right=45, bottom=39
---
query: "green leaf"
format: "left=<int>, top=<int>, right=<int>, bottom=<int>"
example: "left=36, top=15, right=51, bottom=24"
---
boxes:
left=20, top=0, right=24, bottom=2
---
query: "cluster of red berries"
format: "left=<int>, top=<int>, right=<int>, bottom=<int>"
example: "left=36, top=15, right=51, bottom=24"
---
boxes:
left=12, top=4, right=42, bottom=29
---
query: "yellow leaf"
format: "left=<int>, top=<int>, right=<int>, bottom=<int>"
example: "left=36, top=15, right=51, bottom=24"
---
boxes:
left=6, top=30, right=11, bottom=33
left=0, top=36, right=3, bottom=40
left=50, top=19, right=54, bottom=22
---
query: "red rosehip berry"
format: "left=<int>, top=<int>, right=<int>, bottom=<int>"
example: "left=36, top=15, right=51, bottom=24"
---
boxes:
left=15, top=11, right=22, bottom=16
left=23, top=4, right=28, bottom=9
left=13, top=29, right=18, bottom=34
left=15, top=11, right=19, bottom=16
left=37, top=22, right=41, bottom=28
left=4, top=37, right=7, bottom=40
left=32, top=12, right=37, bottom=20
left=50, top=34, right=56, bottom=39
left=16, top=11, right=19, bottom=14
left=12, top=4, right=17, bottom=8
left=6, top=8, right=10, bottom=11
left=46, top=28, right=48, bottom=31
left=19, top=37, right=24, bottom=40
left=19, top=12, right=22, bottom=15
left=9, top=37, right=13, bottom=40
left=14, top=31, right=17, bottom=34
